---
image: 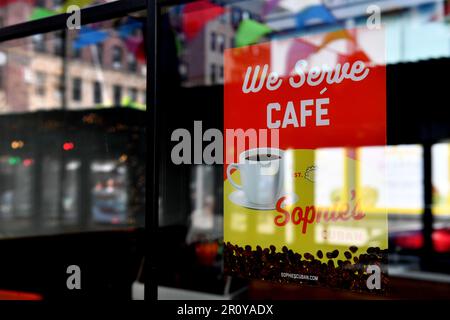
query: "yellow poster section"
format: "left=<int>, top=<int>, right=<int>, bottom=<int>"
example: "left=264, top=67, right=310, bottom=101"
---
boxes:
left=433, top=143, right=450, bottom=216
left=224, top=149, right=388, bottom=262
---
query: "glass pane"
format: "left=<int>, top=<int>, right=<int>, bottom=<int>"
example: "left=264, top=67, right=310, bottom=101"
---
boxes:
left=158, top=0, right=450, bottom=299
left=432, top=143, right=450, bottom=254
left=0, top=14, right=146, bottom=237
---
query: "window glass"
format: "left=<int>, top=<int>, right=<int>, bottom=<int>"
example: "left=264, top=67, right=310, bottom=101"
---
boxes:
left=35, top=72, right=46, bottom=96
left=32, top=34, right=46, bottom=53
left=93, top=81, right=102, bottom=104
left=432, top=143, right=450, bottom=238
left=112, top=46, right=123, bottom=70
left=72, top=77, right=82, bottom=102
left=113, top=85, right=122, bottom=106
left=158, top=0, right=450, bottom=297
left=0, top=14, right=146, bottom=238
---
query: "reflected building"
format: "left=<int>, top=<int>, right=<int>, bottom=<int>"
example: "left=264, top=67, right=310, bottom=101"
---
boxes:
left=169, top=0, right=447, bottom=87
left=171, top=3, right=259, bottom=87
left=0, top=0, right=146, bottom=113
left=0, top=1, right=147, bottom=236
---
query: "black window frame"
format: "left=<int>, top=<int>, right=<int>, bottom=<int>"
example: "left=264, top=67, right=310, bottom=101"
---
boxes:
left=210, top=31, right=216, bottom=52
left=35, top=71, right=47, bottom=96
left=113, top=84, right=122, bottom=106
left=93, top=81, right=102, bottom=104
left=127, top=52, right=137, bottom=72
left=210, top=63, right=216, bottom=84
left=32, top=33, right=47, bottom=53
left=53, top=30, right=64, bottom=56
left=97, top=43, right=104, bottom=65
left=72, top=77, right=82, bottom=102
left=112, top=45, right=123, bottom=70
left=129, top=87, right=138, bottom=102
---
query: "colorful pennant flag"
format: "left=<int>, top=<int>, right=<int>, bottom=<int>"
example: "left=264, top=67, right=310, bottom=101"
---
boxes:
left=136, top=41, right=146, bottom=63
left=73, top=27, right=108, bottom=49
left=262, top=0, right=281, bottom=16
left=118, top=18, right=143, bottom=39
left=124, top=35, right=146, bottom=63
left=338, top=50, right=371, bottom=64
left=235, top=19, right=272, bottom=47
left=125, top=36, right=142, bottom=54
left=58, top=0, right=94, bottom=13
left=295, top=4, right=336, bottom=29
left=319, top=29, right=354, bottom=51
left=182, top=0, right=226, bottom=41
left=30, top=7, right=56, bottom=20
left=285, top=38, right=318, bottom=74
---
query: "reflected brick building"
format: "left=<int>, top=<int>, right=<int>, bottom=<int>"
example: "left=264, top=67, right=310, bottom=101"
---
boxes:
left=0, top=0, right=146, bottom=113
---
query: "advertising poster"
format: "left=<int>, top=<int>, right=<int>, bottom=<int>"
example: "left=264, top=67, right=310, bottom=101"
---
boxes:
left=433, top=143, right=450, bottom=215
left=223, top=28, right=388, bottom=293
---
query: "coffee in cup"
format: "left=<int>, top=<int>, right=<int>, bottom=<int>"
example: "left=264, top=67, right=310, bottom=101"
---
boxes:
left=227, top=148, right=284, bottom=206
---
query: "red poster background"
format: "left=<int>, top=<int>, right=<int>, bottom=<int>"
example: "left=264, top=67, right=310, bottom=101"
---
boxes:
left=224, top=40, right=386, bottom=165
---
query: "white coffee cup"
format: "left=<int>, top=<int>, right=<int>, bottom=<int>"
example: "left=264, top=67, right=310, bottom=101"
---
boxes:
left=227, top=147, right=284, bottom=206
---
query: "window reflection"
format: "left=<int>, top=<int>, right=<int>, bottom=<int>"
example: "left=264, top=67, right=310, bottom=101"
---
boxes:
left=0, top=15, right=146, bottom=238
left=154, top=0, right=450, bottom=300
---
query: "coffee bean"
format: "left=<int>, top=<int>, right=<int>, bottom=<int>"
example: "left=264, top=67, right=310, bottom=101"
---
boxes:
left=349, top=246, right=358, bottom=253
left=332, top=249, right=339, bottom=258
left=304, top=252, right=314, bottom=260
left=224, top=243, right=386, bottom=293
left=367, top=247, right=376, bottom=254
left=317, top=250, right=323, bottom=259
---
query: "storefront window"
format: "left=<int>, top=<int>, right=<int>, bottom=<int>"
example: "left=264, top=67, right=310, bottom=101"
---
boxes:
left=0, top=4, right=147, bottom=299
left=157, top=0, right=450, bottom=300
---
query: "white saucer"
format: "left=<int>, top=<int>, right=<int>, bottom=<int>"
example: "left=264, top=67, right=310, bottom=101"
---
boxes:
left=229, top=191, right=299, bottom=211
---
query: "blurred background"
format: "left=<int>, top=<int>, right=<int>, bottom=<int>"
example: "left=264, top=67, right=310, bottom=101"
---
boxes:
left=0, top=0, right=146, bottom=300
left=157, top=0, right=450, bottom=299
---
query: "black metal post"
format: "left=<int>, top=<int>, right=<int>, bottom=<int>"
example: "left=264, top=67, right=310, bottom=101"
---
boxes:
left=422, top=140, right=434, bottom=270
left=58, top=29, right=69, bottom=223
left=146, top=0, right=158, bottom=301
left=0, top=0, right=147, bottom=42
left=32, top=142, right=43, bottom=231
